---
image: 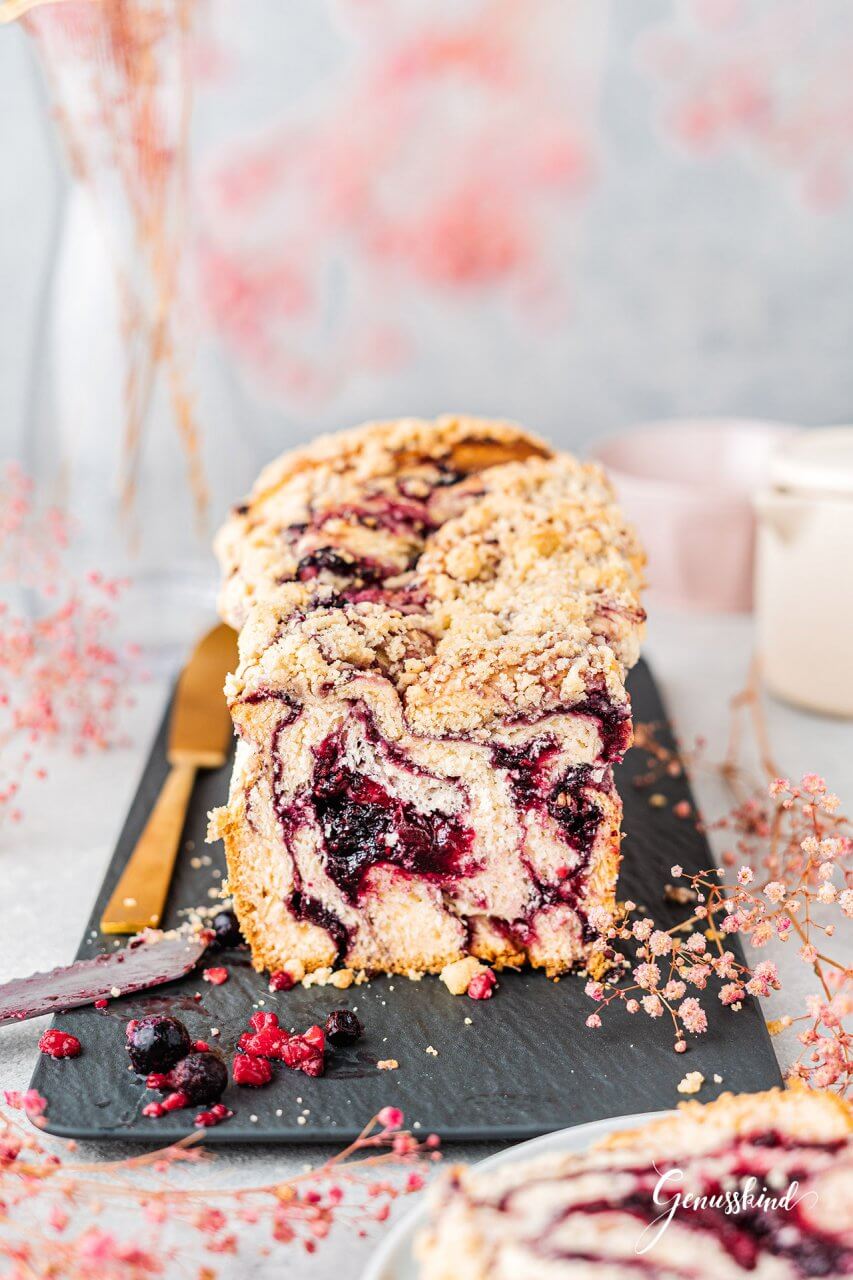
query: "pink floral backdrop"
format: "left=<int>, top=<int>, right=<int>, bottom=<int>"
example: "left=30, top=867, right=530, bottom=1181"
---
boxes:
left=6, top=0, right=853, bottom=548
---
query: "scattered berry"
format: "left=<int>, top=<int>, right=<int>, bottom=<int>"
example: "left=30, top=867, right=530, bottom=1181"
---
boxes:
left=467, top=969, right=497, bottom=1000
left=125, top=1016, right=191, bottom=1075
left=203, top=967, right=229, bottom=986
left=233, top=1054, right=273, bottom=1088
left=195, top=1102, right=233, bottom=1128
left=193, top=1040, right=211, bottom=1053
left=280, top=1028, right=325, bottom=1077
left=167, top=1052, right=228, bottom=1105
left=269, top=969, right=295, bottom=992
left=210, top=909, right=243, bottom=949
left=238, top=1012, right=326, bottom=1076
left=324, top=1009, right=364, bottom=1047
left=38, top=1029, right=81, bottom=1059
left=142, top=1090, right=189, bottom=1118
left=162, top=1089, right=190, bottom=1112
left=93, top=999, right=109, bottom=1010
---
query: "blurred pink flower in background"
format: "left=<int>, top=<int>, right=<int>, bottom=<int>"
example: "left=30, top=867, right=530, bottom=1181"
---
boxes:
left=639, top=0, right=853, bottom=211
left=197, top=0, right=600, bottom=403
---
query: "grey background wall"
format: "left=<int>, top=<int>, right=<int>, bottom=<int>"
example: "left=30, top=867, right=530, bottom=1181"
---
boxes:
left=2, top=0, right=852, bottom=543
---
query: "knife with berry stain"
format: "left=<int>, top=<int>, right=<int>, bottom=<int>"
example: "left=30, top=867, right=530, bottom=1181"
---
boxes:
left=100, top=622, right=238, bottom=934
left=0, top=934, right=208, bottom=1026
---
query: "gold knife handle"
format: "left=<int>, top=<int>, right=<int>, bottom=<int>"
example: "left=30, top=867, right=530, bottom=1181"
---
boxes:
left=100, top=762, right=197, bottom=935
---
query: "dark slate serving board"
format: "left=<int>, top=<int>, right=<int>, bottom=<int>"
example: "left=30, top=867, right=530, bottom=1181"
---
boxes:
left=30, top=659, right=782, bottom=1144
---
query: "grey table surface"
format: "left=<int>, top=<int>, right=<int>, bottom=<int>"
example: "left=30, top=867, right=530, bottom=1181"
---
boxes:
left=2, top=610, right=850, bottom=1277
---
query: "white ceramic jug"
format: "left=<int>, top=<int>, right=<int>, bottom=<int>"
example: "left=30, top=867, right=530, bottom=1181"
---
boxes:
left=755, top=427, right=853, bottom=716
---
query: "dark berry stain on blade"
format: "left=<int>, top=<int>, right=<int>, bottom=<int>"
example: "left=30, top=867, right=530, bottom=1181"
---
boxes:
left=0, top=935, right=207, bottom=1027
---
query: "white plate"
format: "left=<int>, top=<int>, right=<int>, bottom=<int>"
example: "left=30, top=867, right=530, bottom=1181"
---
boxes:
left=363, top=1110, right=671, bottom=1280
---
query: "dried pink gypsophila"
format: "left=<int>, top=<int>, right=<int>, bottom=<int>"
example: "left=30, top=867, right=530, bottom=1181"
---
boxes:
left=0, top=1100, right=438, bottom=1275
left=0, top=463, right=138, bottom=824
left=585, top=711, right=852, bottom=1096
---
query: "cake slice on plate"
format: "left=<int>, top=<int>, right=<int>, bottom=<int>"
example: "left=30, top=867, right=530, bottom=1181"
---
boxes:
left=416, top=1088, right=853, bottom=1279
left=208, top=416, right=644, bottom=979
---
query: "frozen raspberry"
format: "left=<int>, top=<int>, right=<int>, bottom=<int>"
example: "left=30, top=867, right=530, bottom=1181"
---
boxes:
left=195, top=1103, right=233, bottom=1128
left=167, top=1052, right=228, bottom=1105
left=125, top=1016, right=191, bottom=1075
left=269, top=970, right=295, bottom=992
left=210, top=909, right=243, bottom=949
left=241, top=1011, right=288, bottom=1057
left=302, top=1024, right=325, bottom=1051
left=233, top=1054, right=273, bottom=1088
left=141, top=1091, right=189, bottom=1117
left=236, top=1012, right=325, bottom=1074
left=38, top=1029, right=81, bottom=1059
left=280, top=1026, right=325, bottom=1076
left=324, top=1009, right=363, bottom=1047
left=203, top=967, right=229, bottom=986
left=161, top=1090, right=189, bottom=1112
left=467, top=970, right=497, bottom=1000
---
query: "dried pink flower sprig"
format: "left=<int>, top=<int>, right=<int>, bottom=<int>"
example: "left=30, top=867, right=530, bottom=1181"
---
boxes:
left=585, top=770, right=852, bottom=1095
left=0, top=1091, right=437, bottom=1275
left=0, top=463, right=138, bottom=823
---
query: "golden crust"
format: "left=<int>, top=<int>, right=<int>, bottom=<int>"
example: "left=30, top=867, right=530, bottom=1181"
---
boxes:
left=215, top=414, right=551, bottom=631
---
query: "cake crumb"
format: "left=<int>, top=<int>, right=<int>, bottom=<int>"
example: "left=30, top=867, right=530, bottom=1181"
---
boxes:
left=425, top=1045, right=438, bottom=1057
left=713, top=1073, right=723, bottom=1084
left=377, top=1059, right=399, bottom=1071
left=301, top=965, right=354, bottom=989
left=297, top=1115, right=307, bottom=1125
left=677, top=1071, right=705, bottom=1095
left=440, top=956, right=490, bottom=996
left=464, top=1017, right=472, bottom=1025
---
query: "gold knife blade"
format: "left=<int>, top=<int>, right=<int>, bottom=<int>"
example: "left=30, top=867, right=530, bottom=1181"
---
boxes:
left=168, top=622, right=239, bottom=768
left=100, top=623, right=238, bottom=934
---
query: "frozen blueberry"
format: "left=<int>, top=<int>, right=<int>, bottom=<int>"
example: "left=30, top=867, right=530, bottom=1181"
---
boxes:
left=169, top=1051, right=228, bottom=1105
left=210, top=909, right=243, bottom=950
left=125, top=1016, right=191, bottom=1075
left=324, top=1009, right=364, bottom=1047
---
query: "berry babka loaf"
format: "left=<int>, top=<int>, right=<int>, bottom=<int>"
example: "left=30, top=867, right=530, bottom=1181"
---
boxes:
left=208, top=416, right=645, bottom=978
left=416, top=1088, right=853, bottom=1279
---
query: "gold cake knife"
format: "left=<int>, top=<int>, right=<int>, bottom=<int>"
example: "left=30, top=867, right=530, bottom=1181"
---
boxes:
left=100, top=623, right=238, bottom=935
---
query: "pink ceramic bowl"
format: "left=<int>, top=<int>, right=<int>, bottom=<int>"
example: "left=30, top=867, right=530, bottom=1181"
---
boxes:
left=590, top=419, right=796, bottom=613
